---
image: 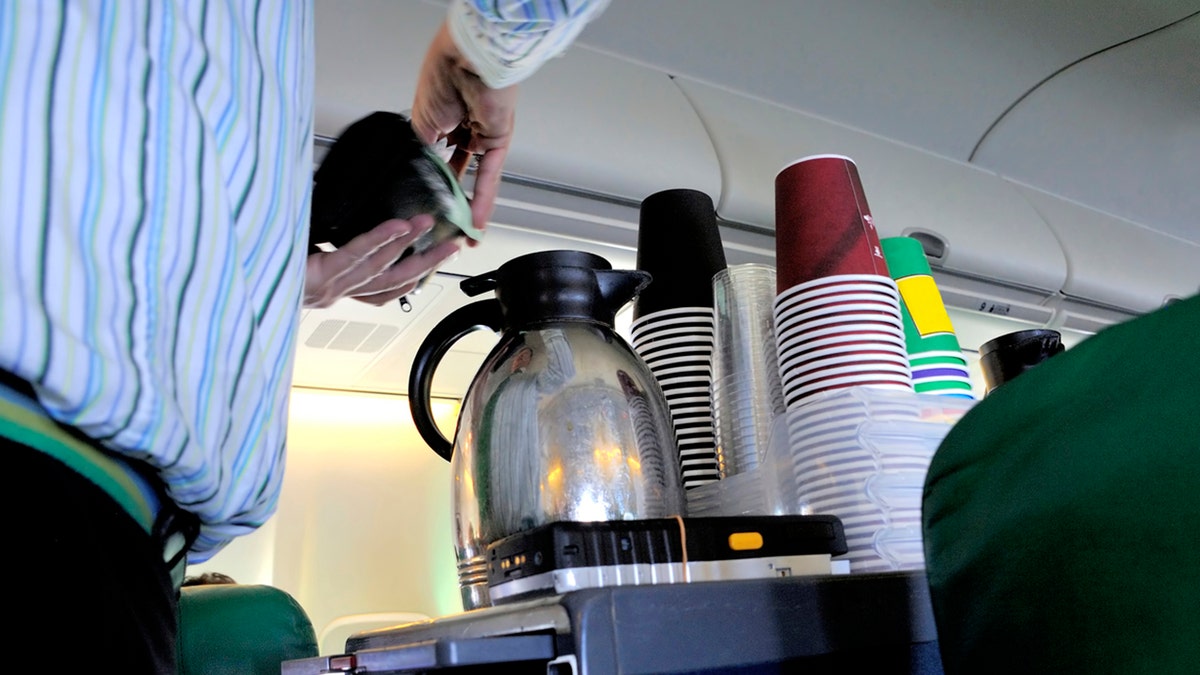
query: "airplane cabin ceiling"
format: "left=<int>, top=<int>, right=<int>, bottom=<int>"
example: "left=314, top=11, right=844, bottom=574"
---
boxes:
left=575, top=0, right=1200, bottom=244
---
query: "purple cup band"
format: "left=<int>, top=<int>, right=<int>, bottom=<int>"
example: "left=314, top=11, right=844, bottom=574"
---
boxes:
left=910, top=367, right=972, bottom=379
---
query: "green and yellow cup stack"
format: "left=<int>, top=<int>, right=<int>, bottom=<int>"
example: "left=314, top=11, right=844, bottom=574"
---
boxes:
left=880, top=237, right=974, bottom=399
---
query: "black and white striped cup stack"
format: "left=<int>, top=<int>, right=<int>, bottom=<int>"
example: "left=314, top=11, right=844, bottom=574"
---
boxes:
left=632, top=189, right=728, bottom=490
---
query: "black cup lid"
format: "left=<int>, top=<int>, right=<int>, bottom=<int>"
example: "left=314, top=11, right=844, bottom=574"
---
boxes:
left=634, top=189, right=728, bottom=320
left=979, top=329, right=1064, bottom=358
left=979, top=329, right=1065, bottom=391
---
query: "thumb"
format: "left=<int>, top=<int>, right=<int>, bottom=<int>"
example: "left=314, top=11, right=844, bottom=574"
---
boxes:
left=410, top=106, right=441, bottom=146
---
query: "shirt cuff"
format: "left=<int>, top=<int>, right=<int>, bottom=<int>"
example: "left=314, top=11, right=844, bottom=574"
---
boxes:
left=447, top=0, right=609, bottom=89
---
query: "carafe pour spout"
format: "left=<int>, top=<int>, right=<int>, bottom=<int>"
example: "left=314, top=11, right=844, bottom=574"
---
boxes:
left=595, top=269, right=652, bottom=325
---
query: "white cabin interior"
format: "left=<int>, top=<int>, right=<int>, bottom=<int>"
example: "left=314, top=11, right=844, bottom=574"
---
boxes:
left=186, top=0, right=1200, bottom=654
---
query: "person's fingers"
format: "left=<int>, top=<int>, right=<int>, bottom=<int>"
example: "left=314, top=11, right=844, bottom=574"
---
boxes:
left=445, top=125, right=473, bottom=152
left=409, top=19, right=517, bottom=240
left=332, top=216, right=434, bottom=291
left=468, top=144, right=507, bottom=233
left=411, top=113, right=439, bottom=147
left=304, top=216, right=436, bottom=308
left=412, top=100, right=463, bottom=147
left=411, top=98, right=449, bottom=147
left=412, top=23, right=475, bottom=147
left=457, top=81, right=516, bottom=148
left=305, top=219, right=412, bottom=307
left=337, top=218, right=412, bottom=260
left=350, top=237, right=459, bottom=298
left=350, top=239, right=462, bottom=306
left=410, top=82, right=448, bottom=146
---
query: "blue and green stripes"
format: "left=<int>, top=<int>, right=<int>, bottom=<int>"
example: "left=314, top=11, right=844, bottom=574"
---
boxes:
left=0, top=0, right=310, bottom=561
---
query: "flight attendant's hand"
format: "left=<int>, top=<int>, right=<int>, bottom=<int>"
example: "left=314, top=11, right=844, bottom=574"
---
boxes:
left=410, top=20, right=518, bottom=237
left=303, top=215, right=460, bottom=308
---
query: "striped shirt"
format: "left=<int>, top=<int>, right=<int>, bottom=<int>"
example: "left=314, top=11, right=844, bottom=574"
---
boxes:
left=0, top=0, right=602, bottom=561
left=450, top=0, right=610, bottom=88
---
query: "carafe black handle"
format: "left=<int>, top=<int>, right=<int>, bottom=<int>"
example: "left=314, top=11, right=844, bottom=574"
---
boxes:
left=408, top=299, right=505, bottom=461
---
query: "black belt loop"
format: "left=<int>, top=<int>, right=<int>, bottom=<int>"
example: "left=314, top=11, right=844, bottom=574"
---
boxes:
left=152, top=501, right=200, bottom=586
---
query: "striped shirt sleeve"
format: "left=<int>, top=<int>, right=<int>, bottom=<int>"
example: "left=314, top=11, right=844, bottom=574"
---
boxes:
left=447, top=0, right=610, bottom=88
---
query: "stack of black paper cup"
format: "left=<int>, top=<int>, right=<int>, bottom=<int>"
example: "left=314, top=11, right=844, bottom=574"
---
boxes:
left=630, top=189, right=728, bottom=490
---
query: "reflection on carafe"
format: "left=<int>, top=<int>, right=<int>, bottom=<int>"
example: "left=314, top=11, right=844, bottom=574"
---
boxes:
left=617, top=370, right=670, bottom=516
left=477, top=329, right=575, bottom=542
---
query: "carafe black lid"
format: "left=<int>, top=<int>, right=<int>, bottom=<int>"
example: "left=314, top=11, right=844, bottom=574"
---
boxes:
left=461, top=251, right=650, bottom=329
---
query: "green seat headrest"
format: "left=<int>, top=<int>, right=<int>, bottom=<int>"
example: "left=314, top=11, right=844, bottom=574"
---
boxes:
left=178, top=584, right=318, bottom=674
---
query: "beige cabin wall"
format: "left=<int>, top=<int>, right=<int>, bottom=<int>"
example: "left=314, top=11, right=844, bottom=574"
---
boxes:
left=187, top=388, right=463, bottom=641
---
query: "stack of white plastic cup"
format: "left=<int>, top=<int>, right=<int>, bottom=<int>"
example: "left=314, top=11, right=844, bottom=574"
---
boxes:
left=711, top=265, right=786, bottom=478
left=763, top=387, right=974, bottom=572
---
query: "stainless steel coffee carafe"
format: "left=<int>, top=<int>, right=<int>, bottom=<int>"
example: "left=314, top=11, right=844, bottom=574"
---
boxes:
left=408, top=251, right=683, bottom=610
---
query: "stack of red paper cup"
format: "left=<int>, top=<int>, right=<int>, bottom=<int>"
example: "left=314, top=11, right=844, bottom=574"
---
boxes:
left=773, top=155, right=914, bottom=409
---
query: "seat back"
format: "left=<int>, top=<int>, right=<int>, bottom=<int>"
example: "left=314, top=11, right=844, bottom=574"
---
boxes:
left=923, top=295, right=1200, bottom=673
left=178, top=584, right=319, bottom=674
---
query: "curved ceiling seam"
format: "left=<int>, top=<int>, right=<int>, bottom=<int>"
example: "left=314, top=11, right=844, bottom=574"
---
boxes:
left=967, top=9, right=1200, bottom=163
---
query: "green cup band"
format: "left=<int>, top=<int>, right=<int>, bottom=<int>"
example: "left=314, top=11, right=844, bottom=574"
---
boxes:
left=881, top=236, right=933, bottom=279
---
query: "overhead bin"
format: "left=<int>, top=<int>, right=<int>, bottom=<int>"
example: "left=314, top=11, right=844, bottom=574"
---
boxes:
left=968, top=14, right=1199, bottom=256
left=673, top=79, right=1068, bottom=296
left=499, top=53, right=721, bottom=205
left=1011, top=184, right=1200, bottom=314
left=314, top=1, right=721, bottom=209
